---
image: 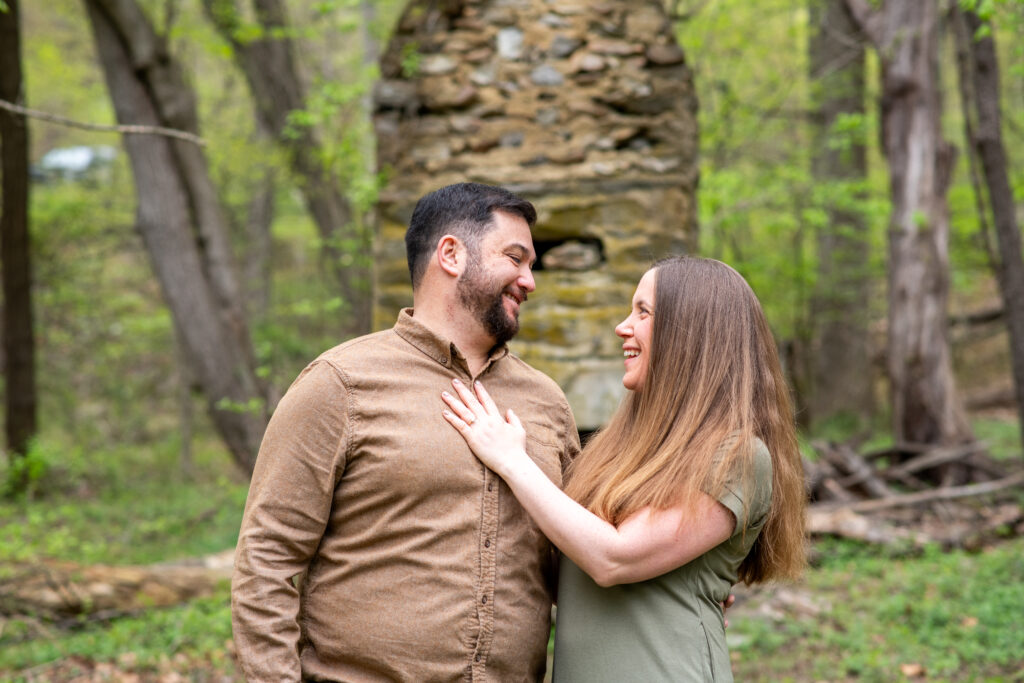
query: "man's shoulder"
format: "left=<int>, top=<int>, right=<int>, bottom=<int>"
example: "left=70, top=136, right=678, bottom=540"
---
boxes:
left=315, top=328, right=400, bottom=366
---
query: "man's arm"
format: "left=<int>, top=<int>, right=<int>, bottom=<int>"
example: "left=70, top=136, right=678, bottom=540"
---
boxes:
left=232, top=361, right=350, bottom=683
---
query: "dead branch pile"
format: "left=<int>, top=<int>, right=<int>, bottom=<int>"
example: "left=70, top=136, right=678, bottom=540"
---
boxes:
left=806, top=440, right=1024, bottom=549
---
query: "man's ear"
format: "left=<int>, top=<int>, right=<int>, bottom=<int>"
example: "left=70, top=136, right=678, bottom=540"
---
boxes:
left=436, top=234, right=464, bottom=277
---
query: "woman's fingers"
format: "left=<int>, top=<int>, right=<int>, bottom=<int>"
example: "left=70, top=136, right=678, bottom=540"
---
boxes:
left=474, top=382, right=501, bottom=415
left=442, top=390, right=478, bottom=426
left=442, top=408, right=466, bottom=430
left=451, top=379, right=485, bottom=416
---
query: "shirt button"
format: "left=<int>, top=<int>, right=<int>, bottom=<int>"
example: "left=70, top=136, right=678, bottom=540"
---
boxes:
left=481, top=596, right=488, bottom=604
left=487, top=482, right=494, bottom=492
left=484, top=539, right=490, bottom=548
left=439, top=356, right=448, bottom=364
left=475, top=654, right=481, bottom=662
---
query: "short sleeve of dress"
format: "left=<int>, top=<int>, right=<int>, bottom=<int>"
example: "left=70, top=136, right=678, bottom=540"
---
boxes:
left=715, top=438, right=773, bottom=536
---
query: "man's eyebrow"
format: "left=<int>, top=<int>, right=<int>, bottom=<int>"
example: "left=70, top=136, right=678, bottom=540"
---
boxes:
left=508, top=243, right=537, bottom=266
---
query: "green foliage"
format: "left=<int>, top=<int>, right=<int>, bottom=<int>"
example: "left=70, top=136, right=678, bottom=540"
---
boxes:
left=400, top=41, right=422, bottom=78
left=1, top=438, right=50, bottom=501
left=676, top=0, right=891, bottom=344
left=0, top=435, right=247, bottom=565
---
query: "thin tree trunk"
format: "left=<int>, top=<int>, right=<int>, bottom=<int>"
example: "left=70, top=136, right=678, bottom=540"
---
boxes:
left=845, top=0, right=973, bottom=446
left=0, top=0, right=38, bottom=479
left=244, top=166, right=275, bottom=322
left=955, top=7, right=1024, bottom=453
left=83, top=0, right=267, bottom=472
left=808, top=0, right=872, bottom=425
left=175, top=329, right=195, bottom=480
left=201, top=0, right=372, bottom=339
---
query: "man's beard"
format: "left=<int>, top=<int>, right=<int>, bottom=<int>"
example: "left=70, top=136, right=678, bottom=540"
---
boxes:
left=457, top=257, right=522, bottom=347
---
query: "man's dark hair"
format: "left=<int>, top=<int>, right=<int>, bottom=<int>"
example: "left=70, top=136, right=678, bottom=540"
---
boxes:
left=405, top=183, right=537, bottom=289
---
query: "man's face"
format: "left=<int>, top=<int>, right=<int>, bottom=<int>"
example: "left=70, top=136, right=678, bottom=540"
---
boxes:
left=456, top=211, right=537, bottom=346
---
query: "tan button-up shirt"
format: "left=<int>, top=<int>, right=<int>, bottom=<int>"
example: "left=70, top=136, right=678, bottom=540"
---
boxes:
left=232, top=309, right=580, bottom=682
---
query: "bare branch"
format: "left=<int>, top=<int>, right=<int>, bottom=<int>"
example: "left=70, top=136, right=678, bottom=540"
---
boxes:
left=816, top=470, right=1024, bottom=513
left=0, top=98, right=206, bottom=146
left=842, top=0, right=883, bottom=47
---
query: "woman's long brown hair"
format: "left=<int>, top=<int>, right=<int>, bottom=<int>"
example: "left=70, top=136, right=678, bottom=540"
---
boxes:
left=563, top=256, right=806, bottom=583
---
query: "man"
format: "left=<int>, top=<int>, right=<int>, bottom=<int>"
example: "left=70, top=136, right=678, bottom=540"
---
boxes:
left=232, top=182, right=581, bottom=682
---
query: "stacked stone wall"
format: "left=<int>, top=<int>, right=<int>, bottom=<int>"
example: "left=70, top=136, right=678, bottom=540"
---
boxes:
left=374, top=0, right=699, bottom=428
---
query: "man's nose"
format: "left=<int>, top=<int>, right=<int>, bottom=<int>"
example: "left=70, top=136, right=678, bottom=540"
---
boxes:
left=518, top=266, right=536, bottom=293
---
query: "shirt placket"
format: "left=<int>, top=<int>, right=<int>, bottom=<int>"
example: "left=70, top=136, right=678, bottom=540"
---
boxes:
left=470, top=466, right=500, bottom=679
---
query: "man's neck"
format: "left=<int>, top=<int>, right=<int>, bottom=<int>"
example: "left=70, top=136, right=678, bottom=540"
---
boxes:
left=411, top=300, right=495, bottom=376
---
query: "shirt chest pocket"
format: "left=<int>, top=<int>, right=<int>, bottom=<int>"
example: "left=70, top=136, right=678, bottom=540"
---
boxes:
left=523, top=422, right=564, bottom=486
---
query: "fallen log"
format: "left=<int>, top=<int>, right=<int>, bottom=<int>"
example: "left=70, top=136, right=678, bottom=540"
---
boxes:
left=0, top=550, right=234, bottom=618
left=806, top=507, right=931, bottom=546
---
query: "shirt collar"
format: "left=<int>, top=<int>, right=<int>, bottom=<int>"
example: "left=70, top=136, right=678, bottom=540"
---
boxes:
left=393, top=308, right=509, bottom=371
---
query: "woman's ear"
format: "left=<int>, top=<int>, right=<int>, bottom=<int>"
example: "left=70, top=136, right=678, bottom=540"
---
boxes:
left=436, top=234, right=464, bottom=277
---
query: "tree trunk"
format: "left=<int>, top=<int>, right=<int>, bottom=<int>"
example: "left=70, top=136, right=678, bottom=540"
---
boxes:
left=847, top=0, right=973, bottom=446
left=955, top=6, right=1024, bottom=453
left=83, top=0, right=267, bottom=472
left=0, top=0, right=38, bottom=480
left=201, top=0, right=372, bottom=339
left=807, top=0, right=872, bottom=425
left=244, top=168, right=275, bottom=322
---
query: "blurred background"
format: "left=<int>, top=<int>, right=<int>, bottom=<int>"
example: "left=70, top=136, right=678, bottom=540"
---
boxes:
left=1, top=0, right=1023, bottom=680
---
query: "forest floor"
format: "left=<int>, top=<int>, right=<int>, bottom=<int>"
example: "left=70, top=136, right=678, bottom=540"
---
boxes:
left=1, top=418, right=1023, bottom=682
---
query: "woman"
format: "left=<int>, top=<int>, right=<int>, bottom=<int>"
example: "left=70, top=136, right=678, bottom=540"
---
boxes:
left=441, top=256, right=806, bottom=682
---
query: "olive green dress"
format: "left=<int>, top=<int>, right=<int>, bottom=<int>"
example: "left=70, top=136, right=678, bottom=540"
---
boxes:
left=552, top=440, right=773, bottom=683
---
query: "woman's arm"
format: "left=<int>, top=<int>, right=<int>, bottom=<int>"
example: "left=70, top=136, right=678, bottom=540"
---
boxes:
left=442, top=380, right=735, bottom=586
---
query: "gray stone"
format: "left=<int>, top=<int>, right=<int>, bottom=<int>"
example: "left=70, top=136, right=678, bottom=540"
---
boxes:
left=567, top=51, right=606, bottom=73
left=646, top=43, right=685, bottom=66
left=374, top=80, right=418, bottom=111
left=411, top=139, right=451, bottom=163
left=530, top=65, right=565, bottom=86
left=550, top=35, right=583, bottom=58
left=449, top=115, right=481, bottom=134
left=535, top=107, right=561, bottom=126
left=421, top=54, right=457, bottom=75
left=540, top=13, right=571, bottom=28
left=497, top=27, right=524, bottom=60
left=541, top=241, right=602, bottom=270
left=638, top=156, right=680, bottom=172
left=470, top=64, right=498, bottom=86
left=565, top=367, right=626, bottom=430
left=500, top=131, right=525, bottom=147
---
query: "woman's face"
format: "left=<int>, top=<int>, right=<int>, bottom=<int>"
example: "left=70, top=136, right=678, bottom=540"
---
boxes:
left=615, top=269, right=656, bottom=392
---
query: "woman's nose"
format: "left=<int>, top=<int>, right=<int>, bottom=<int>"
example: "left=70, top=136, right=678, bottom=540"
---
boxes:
left=615, top=317, right=631, bottom=338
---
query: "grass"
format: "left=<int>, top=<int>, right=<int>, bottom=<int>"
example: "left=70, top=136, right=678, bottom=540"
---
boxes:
left=0, top=592, right=237, bottom=681
left=728, top=538, right=1024, bottom=681
left=0, top=434, right=249, bottom=566
left=973, top=416, right=1023, bottom=461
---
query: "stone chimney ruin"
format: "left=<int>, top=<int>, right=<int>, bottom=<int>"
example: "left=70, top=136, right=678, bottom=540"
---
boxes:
left=373, top=0, right=699, bottom=430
